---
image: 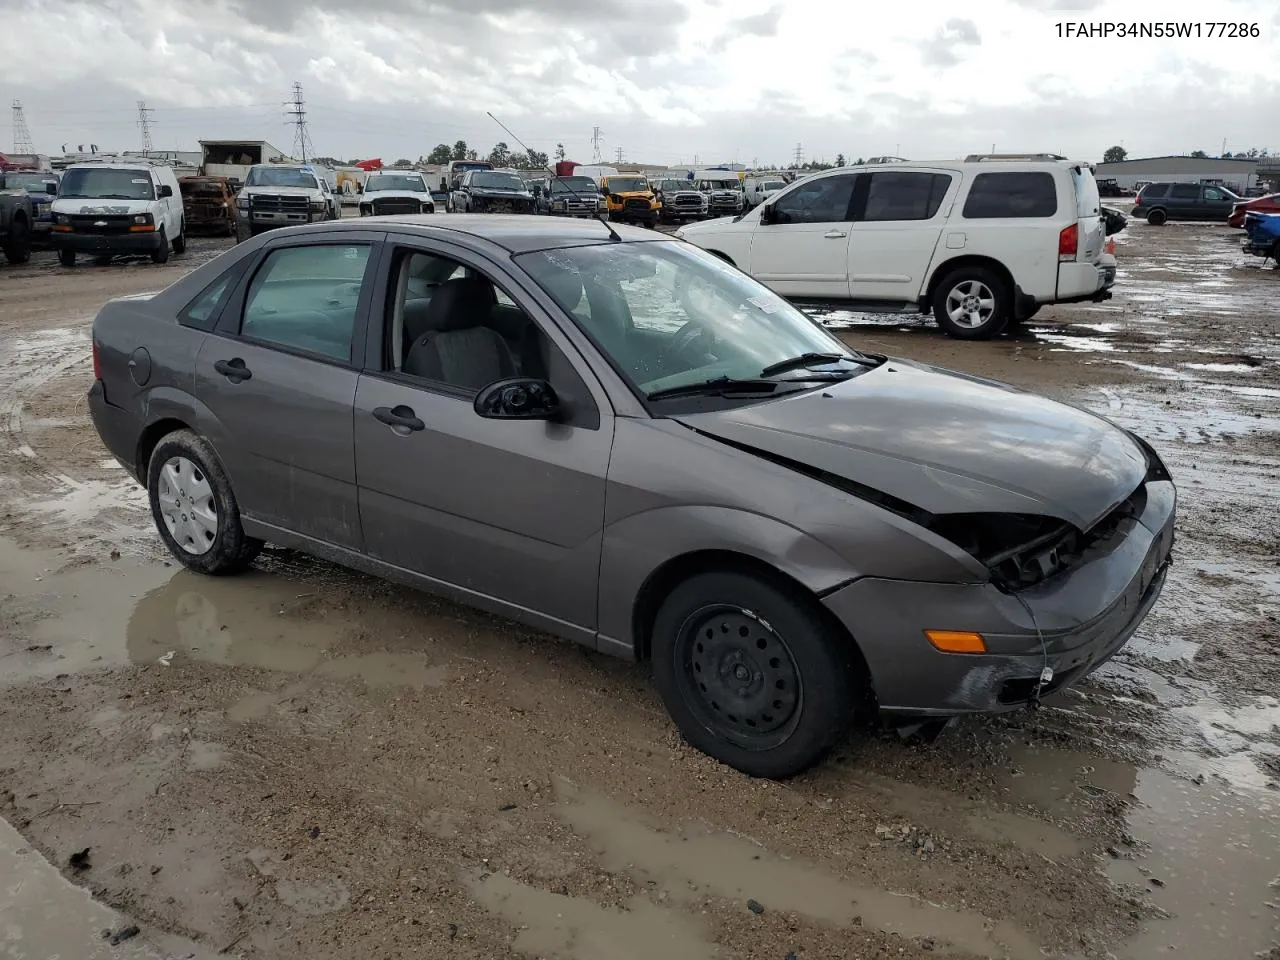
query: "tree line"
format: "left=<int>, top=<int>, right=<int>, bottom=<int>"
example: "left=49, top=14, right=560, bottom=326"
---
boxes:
left=1103, top=145, right=1271, bottom=164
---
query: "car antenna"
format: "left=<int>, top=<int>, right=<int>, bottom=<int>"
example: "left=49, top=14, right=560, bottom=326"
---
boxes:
left=486, top=111, right=621, bottom=242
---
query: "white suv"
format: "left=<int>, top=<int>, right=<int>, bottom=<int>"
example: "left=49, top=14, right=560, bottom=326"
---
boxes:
left=675, top=155, right=1108, bottom=339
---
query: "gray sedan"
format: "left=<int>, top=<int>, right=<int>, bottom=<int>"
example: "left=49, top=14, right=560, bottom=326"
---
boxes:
left=87, top=214, right=1175, bottom=778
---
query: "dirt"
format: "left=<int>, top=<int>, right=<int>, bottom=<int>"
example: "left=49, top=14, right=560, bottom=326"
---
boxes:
left=1, top=219, right=1278, bottom=960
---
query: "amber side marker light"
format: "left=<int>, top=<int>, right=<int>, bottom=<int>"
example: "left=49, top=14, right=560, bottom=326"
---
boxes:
left=924, top=630, right=987, bottom=654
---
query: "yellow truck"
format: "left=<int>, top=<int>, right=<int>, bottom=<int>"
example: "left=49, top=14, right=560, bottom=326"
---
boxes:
left=598, top=173, right=659, bottom=228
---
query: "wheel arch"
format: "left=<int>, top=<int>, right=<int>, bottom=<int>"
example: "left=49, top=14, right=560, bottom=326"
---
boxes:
left=630, top=548, right=873, bottom=690
left=922, top=254, right=1016, bottom=308
left=135, top=416, right=193, bottom=484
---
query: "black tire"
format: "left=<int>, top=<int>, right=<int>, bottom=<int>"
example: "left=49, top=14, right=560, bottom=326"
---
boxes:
left=2, top=218, right=31, bottom=264
left=1147, top=208, right=1167, bottom=226
left=931, top=266, right=1010, bottom=340
left=651, top=570, right=860, bottom=779
left=58, top=248, right=76, bottom=268
left=172, top=221, right=187, bottom=254
left=151, top=227, right=169, bottom=264
left=146, top=429, right=263, bottom=576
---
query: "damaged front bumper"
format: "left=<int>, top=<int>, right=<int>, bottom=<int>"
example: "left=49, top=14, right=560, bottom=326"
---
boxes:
left=822, top=479, right=1175, bottom=716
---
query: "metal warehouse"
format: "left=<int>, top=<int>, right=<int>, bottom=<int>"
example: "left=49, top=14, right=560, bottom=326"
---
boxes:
left=1093, top=155, right=1261, bottom=193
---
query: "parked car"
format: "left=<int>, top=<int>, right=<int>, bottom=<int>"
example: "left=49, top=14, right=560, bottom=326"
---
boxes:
left=534, top=175, right=607, bottom=217
left=235, top=163, right=339, bottom=241
left=85, top=214, right=1176, bottom=779
left=598, top=174, right=659, bottom=228
left=674, top=156, right=1110, bottom=340
left=0, top=169, right=58, bottom=238
left=695, top=173, right=747, bottom=217
left=358, top=171, right=435, bottom=217
left=450, top=170, right=536, bottom=214
left=0, top=185, right=34, bottom=264
left=1228, top=192, right=1280, bottom=229
left=651, top=177, right=709, bottom=223
left=1241, top=211, right=1280, bottom=264
left=52, top=157, right=185, bottom=267
left=1131, top=181, right=1240, bottom=225
left=743, top=175, right=788, bottom=208
left=179, top=176, right=237, bottom=237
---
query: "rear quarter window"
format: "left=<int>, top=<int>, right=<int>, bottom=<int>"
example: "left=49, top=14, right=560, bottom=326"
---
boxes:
left=961, top=172, right=1058, bottom=219
left=1141, top=183, right=1170, bottom=199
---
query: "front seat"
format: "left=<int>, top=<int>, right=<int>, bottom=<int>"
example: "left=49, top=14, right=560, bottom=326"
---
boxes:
left=403, top=277, right=516, bottom=390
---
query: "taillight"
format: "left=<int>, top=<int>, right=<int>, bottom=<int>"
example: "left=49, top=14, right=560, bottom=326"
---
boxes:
left=92, top=339, right=102, bottom=380
left=1058, top=223, right=1078, bottom=261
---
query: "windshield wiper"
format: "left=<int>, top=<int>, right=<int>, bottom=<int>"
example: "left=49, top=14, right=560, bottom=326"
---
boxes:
left=646, top=373, right=852, bottom=402
left=759, top=352, right=878, bottom=377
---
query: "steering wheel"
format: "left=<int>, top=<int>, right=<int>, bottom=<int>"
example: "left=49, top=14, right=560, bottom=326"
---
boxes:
left=666, top=320, right=718, bottom=365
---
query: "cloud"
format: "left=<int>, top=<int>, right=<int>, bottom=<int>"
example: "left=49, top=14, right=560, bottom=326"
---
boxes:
left=917, top=18, right=981, bottom=68
left=709, top=4, right=782, bottom=53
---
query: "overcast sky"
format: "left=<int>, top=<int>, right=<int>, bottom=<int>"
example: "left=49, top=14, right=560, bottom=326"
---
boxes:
left=2, top=0, right=1276, bottom=166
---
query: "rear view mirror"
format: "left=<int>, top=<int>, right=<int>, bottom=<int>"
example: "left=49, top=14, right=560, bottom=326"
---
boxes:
left=474, top=378, right=560, bottom=420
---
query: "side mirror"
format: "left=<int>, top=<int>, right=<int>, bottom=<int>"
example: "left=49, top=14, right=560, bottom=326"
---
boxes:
left=46, top=181, right=58, bottom=195
left=474, top=377, right=560, bottom=420
left=159, top=184, right=173, bottom=198
left=759, top=203, right=776, bottom=224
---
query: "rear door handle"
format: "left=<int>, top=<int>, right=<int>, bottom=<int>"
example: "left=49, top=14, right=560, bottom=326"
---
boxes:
left=824, top=230, right=847, bottom=238
left=373, top=405, right=425, bottom=433
left=213, top=358, right=251, bottom=381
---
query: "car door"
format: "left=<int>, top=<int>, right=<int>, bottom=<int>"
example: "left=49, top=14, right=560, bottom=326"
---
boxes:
left=352, top=240, right=613, bottom=638
left=1200, top=185, right=1235, bottom=221
left=1166, top=183, right=1200, bottom=218
left=747, top=173, right=857, bottom=298
left=194, top=231, right=381, bottom=549
left=846, top=170, right=955, bottom=302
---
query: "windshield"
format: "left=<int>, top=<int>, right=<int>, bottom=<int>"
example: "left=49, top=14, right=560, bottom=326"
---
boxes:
left=2, top=172, right=56, bottom=191
left=180, top=179, right=225, bottom=196
left=707, top=179, right=741, bottom=191
left=516, top=241, right=867, bottom=400
left=550, top=177, right=598, bottom=195
left=471, top=172, right=525, bottom=190
left=656, top=180, right=691, bottom=192
left=762, top=180, right=785, bottom=190
left=58, top=168, right=155, bottom=201
left=605, top=178, right=648, bottom=193
left=364, top=174, right=427, bottom=193
left=245, top=167, right=319, bottom=189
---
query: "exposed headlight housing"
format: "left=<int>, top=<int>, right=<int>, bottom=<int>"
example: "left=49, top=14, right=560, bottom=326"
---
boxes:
left=236, top=197, right=249, bottom=209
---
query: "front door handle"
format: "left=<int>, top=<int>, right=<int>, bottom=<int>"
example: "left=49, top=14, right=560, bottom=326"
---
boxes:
left=373, top=405, right=425, bottom=433
left=213, top=358, right=251, bottom=381
left=824, top=230, right=847, bottom=239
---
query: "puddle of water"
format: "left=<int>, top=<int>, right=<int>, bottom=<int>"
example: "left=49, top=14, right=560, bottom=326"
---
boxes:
left=549, top=781, right=1042, bottom=959
left=1183, top=362, right=1261, bottom=374
left=0, top=815, right=211, bottom=959
left=1034, top=333, right=1119, bottom=353
left=0, top=537, right=449, bottom=691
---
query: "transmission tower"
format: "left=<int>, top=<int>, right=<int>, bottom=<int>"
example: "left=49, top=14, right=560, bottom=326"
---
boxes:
left=590, top=126, right=603, bottom=163
left=137, top=101, right=154, bottom=155
left=615, top=146, right=623, bottom=163
left=284, top=82, right=314, bottom=162
left=793, top=143, right=803, bottom=167
left=11, top=100, right=34, bottom=154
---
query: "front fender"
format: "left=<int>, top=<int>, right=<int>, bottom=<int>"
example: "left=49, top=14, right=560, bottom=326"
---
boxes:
left=596, top=504, right=856, bottom=653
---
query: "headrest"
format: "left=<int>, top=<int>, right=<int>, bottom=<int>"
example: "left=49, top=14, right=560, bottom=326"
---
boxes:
left=538, top=263, right=584, bottom=312
left=420, top=276, right=496, bottom=334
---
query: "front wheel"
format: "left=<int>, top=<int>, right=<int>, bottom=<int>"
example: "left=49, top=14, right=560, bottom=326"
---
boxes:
left=151, top=227, right=169, bottom=264
left=172, top=221, right=187, bottom=254
left=651, top=571, right=861, bottom=779
left=58, top=248, right=76, bottom=267
left=2, top=219, right=31, bottom=264
left=932, top=267, right=1010, bottom=340
left=146, top=430, right=263, bottom=575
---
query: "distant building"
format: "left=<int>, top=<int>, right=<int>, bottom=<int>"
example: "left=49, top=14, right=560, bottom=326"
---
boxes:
left=1093, top=155, right=1260, bottom=193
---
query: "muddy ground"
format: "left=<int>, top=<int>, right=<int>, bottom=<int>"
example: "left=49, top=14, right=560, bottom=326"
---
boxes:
left=0, top=218, right=1277, bottom=960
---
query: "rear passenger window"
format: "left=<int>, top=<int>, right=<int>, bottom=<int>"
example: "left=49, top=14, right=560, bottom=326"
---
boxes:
left=1143, top=183, right=1170, bottom=199
left=1169, top=184, right=1199, bottom=199
left=240, top=244, right=372, bottom=362
left=961, top=172, right=1057, bottom=219
left=862, top=172, right=951, bottom=221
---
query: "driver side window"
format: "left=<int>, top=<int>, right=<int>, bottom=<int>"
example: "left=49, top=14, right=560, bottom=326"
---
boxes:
left=770, top=175, right=855, bottom=224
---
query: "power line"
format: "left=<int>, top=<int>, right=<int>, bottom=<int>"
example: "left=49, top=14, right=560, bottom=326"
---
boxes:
left=12, top=100, right=34, bottom=154
left=284, top=81, right=313, bottom=162
left=136, top=100, right=154, bottom=155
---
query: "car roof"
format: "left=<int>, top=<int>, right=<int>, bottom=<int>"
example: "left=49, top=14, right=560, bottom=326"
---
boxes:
left=271, top=213, right=662, bottom=254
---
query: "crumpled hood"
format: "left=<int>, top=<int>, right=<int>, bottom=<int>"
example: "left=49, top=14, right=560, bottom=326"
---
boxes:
left=674, top=359, right=1148, bottom=531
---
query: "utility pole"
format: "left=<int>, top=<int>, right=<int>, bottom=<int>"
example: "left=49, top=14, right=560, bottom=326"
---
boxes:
left=137, top=101, right=155, bottom=155
left=793, top=142, right=803, bottom=167
left=590, top=126, right=603, bottom=163
left=285, top=82, right=313, bottom=162
left=11, top=100, right=34, bottom=154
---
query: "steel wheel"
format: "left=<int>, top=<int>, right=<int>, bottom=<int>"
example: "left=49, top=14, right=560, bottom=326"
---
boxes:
left=156, top=455, right=218, bottom=555
left=674, top=605, right=803, bottom=751
left=944, top=279, right=996, bottom=330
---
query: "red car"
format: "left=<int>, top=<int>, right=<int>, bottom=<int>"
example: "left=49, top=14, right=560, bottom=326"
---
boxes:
left=1229, top=193, right=1280, bottom=228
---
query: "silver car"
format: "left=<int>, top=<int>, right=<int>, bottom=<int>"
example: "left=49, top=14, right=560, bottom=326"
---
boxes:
left=87, top=215, right=1175, bottom=778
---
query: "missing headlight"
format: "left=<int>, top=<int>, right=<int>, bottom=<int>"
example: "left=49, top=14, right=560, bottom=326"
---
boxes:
left=928, top=513, right=1080, bottom=591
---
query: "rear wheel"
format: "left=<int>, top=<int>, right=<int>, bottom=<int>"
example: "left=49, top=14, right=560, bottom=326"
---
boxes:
left=932, top=267, right=1010, bottom=340
left=58, top=248, right=76, bottom=268
left=1147, top=208, right=1167, bottom=226
left=651, top=570, right=861, bottom=779
left=146, top=430, right=262, bottom=575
